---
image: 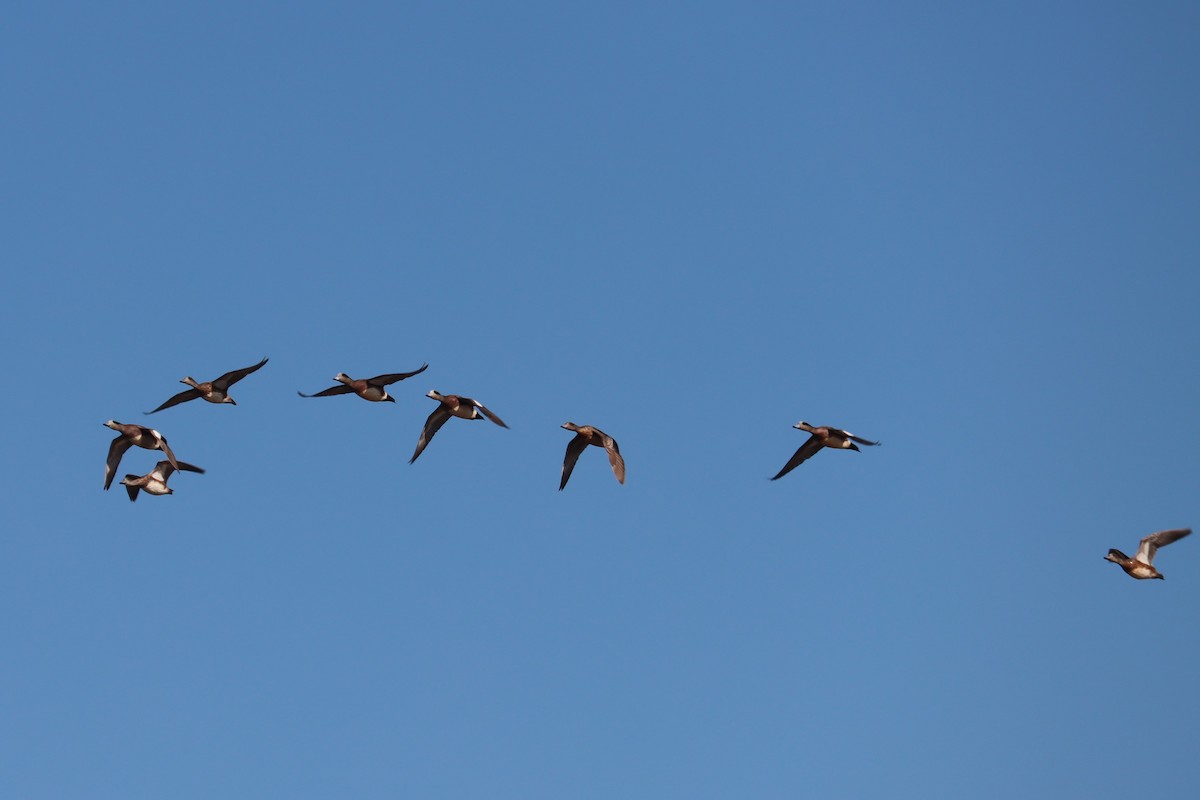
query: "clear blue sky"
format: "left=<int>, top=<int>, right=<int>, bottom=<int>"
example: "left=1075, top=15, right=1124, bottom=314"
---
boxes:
left=3, top=2, right=1199, bottom=797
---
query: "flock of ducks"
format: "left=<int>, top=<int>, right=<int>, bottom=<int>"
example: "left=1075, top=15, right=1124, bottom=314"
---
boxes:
left=101, top=357, right=629, bottom=500
left=102, top=357, right=1192, bottom=580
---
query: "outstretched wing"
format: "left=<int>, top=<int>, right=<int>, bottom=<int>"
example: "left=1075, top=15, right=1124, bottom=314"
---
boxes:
left=298, top=384, right=354, bottom=398
left=145, top=387, right=202, bottom=414
left=155, top=460, right=205, bottom=480
left=462, top=397, right=508, bottom=428
left=215, top=357, right=268, bottom=389
left=1137, top=528, right=1192, bottom=565
left=124, top=479, right=141, bottom=502
left=846, top=431, right=881, bottom=446
left=603, top=434, right=626, bottom=485
left=410, top=406, right=452, bottom=463
left=559, top=433, right=589, bottom=490
left=770, top=434, right=823, bottom=481
left=152, top=431, right=179, bottom=472
left=105, top=436, right=133, bottom=490
left=369, top=364, right=429, bottom=386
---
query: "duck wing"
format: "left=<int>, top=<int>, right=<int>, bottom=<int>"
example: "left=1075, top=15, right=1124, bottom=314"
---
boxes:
left=1137, top=528, right=1192, bottom=565
left=770, top=434, right=823, bottom=481
left=214, top=357, right=268, bottom=389
left=105, top=436, right=133, bottom=490
left=151, top=431, right=179, bottom=472
left=410, top=406, right=452, bottom=463
left=846, top=430, right=880, bottom=446
left=463, top=397, right=508, bottom=428
left=154, top=460, right=206, bottom=481
left=598, top=430, right=625, bottom=484
left=145, top=387, right=203, bottom=414
left=368, top=364, right=429, bottom=386
left=559, top=433, right=589, bottom=490
left=298, top=384, right=354, bottom=398
left=149, top=461, right=174, bottom=481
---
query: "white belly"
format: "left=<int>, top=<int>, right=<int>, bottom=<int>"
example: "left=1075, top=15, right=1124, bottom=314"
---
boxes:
left=1129, top=563, right=1157, bottom=579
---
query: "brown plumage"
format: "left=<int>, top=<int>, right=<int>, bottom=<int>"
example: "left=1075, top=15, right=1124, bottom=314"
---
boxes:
left=1104, top=528, right=1192, bottom=580
left=298, top=364, right=428, bottom=403
left=103, top=421, right=179, bottom=490
left=559, top=422, right=625, bottom=490
left=146, top=357, right=268, bottom=413
left=120, top=460, right=205, bottom=502
left=410, top=390, right=508, bottom=463
left=771, top=420, right=880, bottom=481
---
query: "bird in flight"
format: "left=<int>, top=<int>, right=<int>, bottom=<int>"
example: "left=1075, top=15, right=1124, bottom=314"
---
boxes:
left=771, top=420, right=880, bottom=481
left=410, top=390, right=508, bottom=463
left=558, top=422, right=625, bottom=490
left=146, top=357, right=269, bottom=413
left=298, top=364, right=428, bottom=403
left=103, top=421, right=179, bottom=491
left=1104, top=528, right=1192, bottom=580
left=120, top=459, right=206, bottom=501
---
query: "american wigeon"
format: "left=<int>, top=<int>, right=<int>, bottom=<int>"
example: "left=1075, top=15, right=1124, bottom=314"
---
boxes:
left=120, top=460, right=205, bottom=502
left=771, top=420, right=880, bottom=480
left=409, top=390, right=508, bottom=463
left=103, top=421, right=179, bottom=491
left=146, top=357, right=268, bottom=413
left=1105, top=528, right=1192, bottom=580
left=298, top=364, right=428, bottom=402
left=559, top=422, right=625, bottom=490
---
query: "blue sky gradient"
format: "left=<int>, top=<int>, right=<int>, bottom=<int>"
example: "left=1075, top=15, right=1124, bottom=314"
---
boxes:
left=3, top=3, right=1199, bottom=797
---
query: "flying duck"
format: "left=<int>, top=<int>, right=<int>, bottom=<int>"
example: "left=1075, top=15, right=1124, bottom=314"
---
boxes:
left=771, top=420, right=880, bottom=480
left=146, top=357, right=269, bottom=413
left=298, top=364, right=428, bottom=402
left=103, top=421, right=180, bottom=490
left=559, top=422, right=625, bottom=490
left=1104, top=528, right=1192, bottom=580
left=410, top=390, right=508, bottom=463
left=120, top=460, right=205, bottom=502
